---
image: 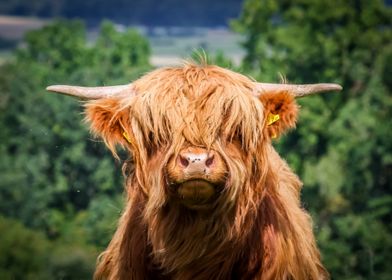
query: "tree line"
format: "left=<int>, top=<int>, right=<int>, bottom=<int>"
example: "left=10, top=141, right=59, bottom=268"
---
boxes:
left=0, top=0, right=391, bottom=278
left=0, top=0, right=243, bottom=27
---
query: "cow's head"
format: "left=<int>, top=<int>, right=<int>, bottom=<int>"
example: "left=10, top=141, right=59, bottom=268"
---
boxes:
left=47, top=64, right=341, bottom=213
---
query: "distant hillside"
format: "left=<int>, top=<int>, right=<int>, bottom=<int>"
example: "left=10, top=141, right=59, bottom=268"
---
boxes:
left=0, top=0, right=243, bottom=27
left=0, top=16, right=46, bottom=40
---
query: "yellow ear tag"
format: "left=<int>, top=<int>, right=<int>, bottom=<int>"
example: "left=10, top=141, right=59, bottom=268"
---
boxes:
left=122, top=131, right=132, bottom=143
left=267, top=113, right=280, bottom=126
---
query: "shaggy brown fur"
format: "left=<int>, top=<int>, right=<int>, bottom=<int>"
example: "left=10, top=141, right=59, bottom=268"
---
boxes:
left=85, top=63, right=328, bottom=279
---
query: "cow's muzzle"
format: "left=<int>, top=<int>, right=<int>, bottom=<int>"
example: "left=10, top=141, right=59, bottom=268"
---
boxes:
left=167, top=147, right=227, bottom=209
left=176, top=179, right=218, bottom=209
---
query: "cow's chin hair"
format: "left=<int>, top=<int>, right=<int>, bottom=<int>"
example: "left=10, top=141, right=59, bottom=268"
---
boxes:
left=95, top=144, right=328, bottom=280
left=142, top=151, right=262, bottom=275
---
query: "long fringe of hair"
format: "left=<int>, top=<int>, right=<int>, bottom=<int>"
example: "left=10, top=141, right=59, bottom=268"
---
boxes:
left=92, top=64, right=328, bottom=280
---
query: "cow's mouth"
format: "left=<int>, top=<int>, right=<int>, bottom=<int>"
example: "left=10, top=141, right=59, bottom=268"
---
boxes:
left=176, top=179, right=219, bottom=209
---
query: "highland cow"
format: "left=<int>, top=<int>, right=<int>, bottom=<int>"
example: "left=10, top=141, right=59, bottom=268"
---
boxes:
left=47, top=63, right=341, bottom=280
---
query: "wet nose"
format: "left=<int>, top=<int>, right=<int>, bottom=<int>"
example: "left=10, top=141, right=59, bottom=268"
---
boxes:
left=178, top=150, right=215, bottom=174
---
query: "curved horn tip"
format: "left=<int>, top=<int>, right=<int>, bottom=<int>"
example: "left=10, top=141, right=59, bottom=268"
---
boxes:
left=332, top=84, right=343, bottom=91
left=46, top=85, right=61, bottom=92
left=45, top=85, right=78, bottom=97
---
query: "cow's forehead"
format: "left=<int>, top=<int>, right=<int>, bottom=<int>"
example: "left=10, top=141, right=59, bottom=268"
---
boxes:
left=133, top=64, right=255, bottom=98
left=128, top=64, right=265, bottom=150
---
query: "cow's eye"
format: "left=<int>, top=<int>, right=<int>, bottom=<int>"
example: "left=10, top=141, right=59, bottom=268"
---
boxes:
left=234, top=131, right=242, bottom=143
left=146, top=131, right=157, bottom=157
left=148, top=131, right=154, bottom=143
left=227, top=128, right=242, bottom=145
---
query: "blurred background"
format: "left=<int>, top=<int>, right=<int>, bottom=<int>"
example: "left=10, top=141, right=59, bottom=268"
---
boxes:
left=0, top=0, right=391, bottom=279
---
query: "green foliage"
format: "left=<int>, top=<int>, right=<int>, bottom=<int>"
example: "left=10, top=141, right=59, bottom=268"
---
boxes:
left=46, top=245, right=96, bottom=280
left=235, top=0, right=392, bottom=278
left=1, top=1, right=391, bottom=277
left=0, top=215, right=98, bottom=280
left=0, top=215, right=50, bottom=280
left=0, top=19, right=150, bottom=278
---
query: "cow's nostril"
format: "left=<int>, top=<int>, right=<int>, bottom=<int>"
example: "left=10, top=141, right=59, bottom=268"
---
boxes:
left=179, top=155, right=189, bottom=167
left=205, top=155, right=214, bottom=167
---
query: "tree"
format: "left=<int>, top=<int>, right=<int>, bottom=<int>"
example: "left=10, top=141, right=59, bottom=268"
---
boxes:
left=234, top=0, right=391, bottom=278
left=0, top=20, right=151, bottom=278
left=0, top=216, right=50, bottom=280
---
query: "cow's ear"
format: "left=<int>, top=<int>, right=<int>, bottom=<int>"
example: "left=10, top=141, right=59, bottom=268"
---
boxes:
left=258, top=91, right=299, bottom=139
left=84, top=98, right=131, bottom=155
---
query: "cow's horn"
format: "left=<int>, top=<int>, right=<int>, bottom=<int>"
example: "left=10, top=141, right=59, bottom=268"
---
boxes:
left=254, top=83, right=342, bottom=98
left=46, top=84, right=133, bottom=99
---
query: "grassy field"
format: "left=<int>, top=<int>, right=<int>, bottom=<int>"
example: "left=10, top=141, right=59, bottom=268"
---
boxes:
left=0, top=16, right=244, bottom=66
left=0, top=15, right=46, bottom=40
left=147, top=27, right=244, bottom=66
